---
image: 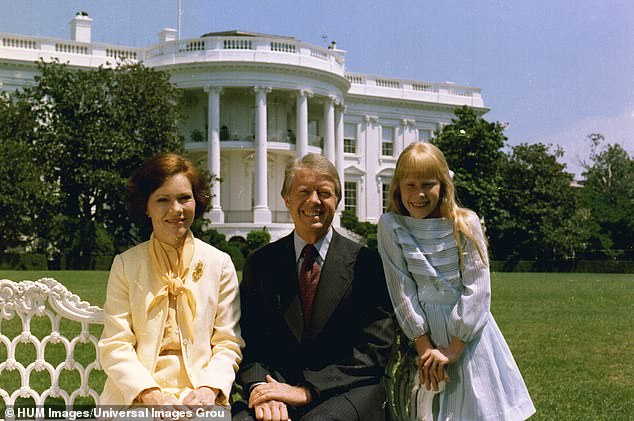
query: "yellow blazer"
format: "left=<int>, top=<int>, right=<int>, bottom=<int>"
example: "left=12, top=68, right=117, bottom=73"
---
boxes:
left=98, top=237, right=244, bottom=406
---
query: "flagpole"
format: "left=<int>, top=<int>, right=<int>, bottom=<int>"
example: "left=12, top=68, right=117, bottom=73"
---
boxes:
left=177, top=0, right=182, bottom=40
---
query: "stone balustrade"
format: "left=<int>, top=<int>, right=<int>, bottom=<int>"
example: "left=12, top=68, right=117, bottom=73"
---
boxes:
left=1, top=31, right=482, bottom=107
left=1, top=32, right=346, bottom=76
left=345, top=72, right=485, bottom=107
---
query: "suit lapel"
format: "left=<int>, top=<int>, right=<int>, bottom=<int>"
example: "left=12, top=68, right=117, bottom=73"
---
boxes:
left=310, top=232, right=354, bottom=338
left=279, top=233, right=305, bottom=343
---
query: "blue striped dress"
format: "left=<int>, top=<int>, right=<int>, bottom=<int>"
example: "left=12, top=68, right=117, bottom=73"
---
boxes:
left=378, top=212, right=535, bottom=421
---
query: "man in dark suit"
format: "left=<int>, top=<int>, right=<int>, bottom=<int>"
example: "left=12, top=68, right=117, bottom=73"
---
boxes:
left=233, top=153, right=394, bottom=421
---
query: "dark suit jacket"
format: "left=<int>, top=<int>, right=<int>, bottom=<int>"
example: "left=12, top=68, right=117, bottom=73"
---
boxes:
left=237, top=230, right=394, bottom=419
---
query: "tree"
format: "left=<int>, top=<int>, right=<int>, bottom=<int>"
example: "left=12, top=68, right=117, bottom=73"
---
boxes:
left=579, top=134, right=634, bottom=259
left=492, top=143, right=588, bottom=262
left=431, top=106, right=507, bottom=223
left=0, top=92, right=52, bottom=254
left=246, top=229, right=271, bottom=254
left=10, top=60, right=184, bottom=268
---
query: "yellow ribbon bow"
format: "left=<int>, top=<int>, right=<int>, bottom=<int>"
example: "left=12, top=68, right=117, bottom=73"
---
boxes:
left=147, top=232, right=197, bottom=343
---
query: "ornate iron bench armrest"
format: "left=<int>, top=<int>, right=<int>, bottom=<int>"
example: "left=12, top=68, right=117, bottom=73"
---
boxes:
left=0, top=278, right=104, bottom=409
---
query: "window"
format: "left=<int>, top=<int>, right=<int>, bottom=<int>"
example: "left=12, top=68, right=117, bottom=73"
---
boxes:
left=382, top=182, right=391, bottom=214
left=418, top=129, right=432, bottom=142
left=381, top=126, right=394, bottom=156
left=344, top=123, right=357, bottom=154
left=344, top=181, right=358, bottom=215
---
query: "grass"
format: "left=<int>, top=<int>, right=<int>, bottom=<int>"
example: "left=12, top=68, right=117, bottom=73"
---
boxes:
left=0, top=271, right=109, bottom=305
left=490, top=273, right=634, bottom=421
left=0, top=271, right=110, bottom=412
left=1, top=271, right=633, bottom=419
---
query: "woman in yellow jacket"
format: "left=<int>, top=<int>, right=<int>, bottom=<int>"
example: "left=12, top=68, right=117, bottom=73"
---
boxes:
left=98, top=153, right=243, bottom=408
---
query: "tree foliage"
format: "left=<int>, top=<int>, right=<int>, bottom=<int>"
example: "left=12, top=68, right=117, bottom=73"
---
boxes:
left=579, top=134, right=634, bottom=259
left=5, top=60, right=184, bottom=268
left=431, top=106, right=507, bottom=223
left=0, top=92, right=52, bottom=254
left=492, top=143, right=588, bottom=261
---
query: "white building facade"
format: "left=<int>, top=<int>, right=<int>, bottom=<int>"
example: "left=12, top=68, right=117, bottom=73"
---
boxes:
left=0, top=14, right=487, bottom=240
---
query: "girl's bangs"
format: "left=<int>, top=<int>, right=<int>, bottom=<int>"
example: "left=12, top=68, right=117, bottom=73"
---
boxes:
left=400, top=150, right=442, bottom=181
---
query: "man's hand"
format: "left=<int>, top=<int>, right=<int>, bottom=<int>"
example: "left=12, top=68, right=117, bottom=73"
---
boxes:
left=249, top=375, right=312, bottom=408
left=183, top=386, right=218, bottom=408
left=252, top=400, right=289, bottom=421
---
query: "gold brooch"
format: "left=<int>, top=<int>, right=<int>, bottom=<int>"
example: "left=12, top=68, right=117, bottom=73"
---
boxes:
left=192, top=260, right=204, bottom=282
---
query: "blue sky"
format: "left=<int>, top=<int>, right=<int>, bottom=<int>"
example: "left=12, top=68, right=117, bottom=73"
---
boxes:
left=2, top=0, right=632, bottom=175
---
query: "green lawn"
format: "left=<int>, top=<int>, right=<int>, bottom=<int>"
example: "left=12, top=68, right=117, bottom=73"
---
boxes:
left=1, top=271, right=633, bottom=419
left=490, top=273, right=634, bottom=420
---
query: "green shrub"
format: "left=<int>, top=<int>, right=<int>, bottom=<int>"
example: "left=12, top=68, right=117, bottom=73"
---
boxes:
left=490, top=259, right=634, bottom=273
left=0, top=253, right=48, bottom=270
left=341, top=209, right=378, bottom=250
left=246, top=229, right=271, bottom=254
left=191, top=223, right=248, bottom=270
left=93, top=255, right=114, bottom=271
left=225, top=244, right=245, bottom=271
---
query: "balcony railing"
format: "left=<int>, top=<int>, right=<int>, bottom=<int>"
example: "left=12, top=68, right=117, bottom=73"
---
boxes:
left=345, top=72, right=485, bottom=108
left=188, top=129, right=301, bottom=144
left=0, top=31, right=345, bottom=75
left=0, top=30, right=484, bottom=108
left=308, top=134, right=323, bottom=148
left=142, top=35, right=346, bottom=76
left=0, top=32, right=140, bottom=67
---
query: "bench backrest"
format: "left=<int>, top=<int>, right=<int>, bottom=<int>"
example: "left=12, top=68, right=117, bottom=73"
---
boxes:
left=0, top=278, right=104, bottom=408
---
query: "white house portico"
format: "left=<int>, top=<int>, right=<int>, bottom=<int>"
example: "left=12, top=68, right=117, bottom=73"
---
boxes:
left=0, top=13, right=487, bottom=240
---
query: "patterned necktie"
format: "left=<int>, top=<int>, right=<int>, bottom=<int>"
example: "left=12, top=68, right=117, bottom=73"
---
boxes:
left=299, top=244, right=321, bottom=332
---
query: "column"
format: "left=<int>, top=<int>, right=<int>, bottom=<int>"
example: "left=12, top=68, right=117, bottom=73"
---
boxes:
left=205, top=86, right=224, bottom=223
left=323, top=96, right=335, bottom=163
left=253, top=86, right=272, bottom=224
left=295, top=89, right=309, bottom=157
left=333, top=102, right=345, bottom=228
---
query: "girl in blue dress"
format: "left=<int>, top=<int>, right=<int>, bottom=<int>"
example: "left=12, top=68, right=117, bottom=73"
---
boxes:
left=378, top=142, right=535, bottom=420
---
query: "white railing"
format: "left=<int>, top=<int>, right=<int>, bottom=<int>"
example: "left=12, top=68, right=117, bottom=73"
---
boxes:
left=412, top=83, right=435, bottom=93
left=376, top=78, right=401, bottom=89
left=55, top=42, right=89, bottom=55
left=345, top=72, right=485, bottom=107
left=0, top=31, right=342, bottom=77
left=2, top=37, right=38, bottom=50
left=346, top=74, right=364, bottom=84
left=0, top=33, right=142, bottom=68
left=179, top=39, right=206, bottom=52
left=308, top=134, right=323, bottom=148
left=310, top=48, right=328, bottom=60
left=0, top=31, right=484, bottom=107
left=268, top=129, right=295, bottom=143
left=105, top=48, right=137, bottom=61
left=270, top=42, right=296, bottom=54
left=223, top=38, right=253, bottom=50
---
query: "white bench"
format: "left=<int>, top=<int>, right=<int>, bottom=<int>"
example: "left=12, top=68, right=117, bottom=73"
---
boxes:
left=0, top=278, right=104, bottom=409
left=1, top=277, right=415, bottom=419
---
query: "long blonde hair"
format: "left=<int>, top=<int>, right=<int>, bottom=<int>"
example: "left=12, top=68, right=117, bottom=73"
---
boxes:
left=388, top=142, right=488, bottom=266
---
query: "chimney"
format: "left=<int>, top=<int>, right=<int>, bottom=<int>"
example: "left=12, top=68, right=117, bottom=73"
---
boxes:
left=70, top=11, right=92, bottom=43
left=160, top=28, right=178, bottom=43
